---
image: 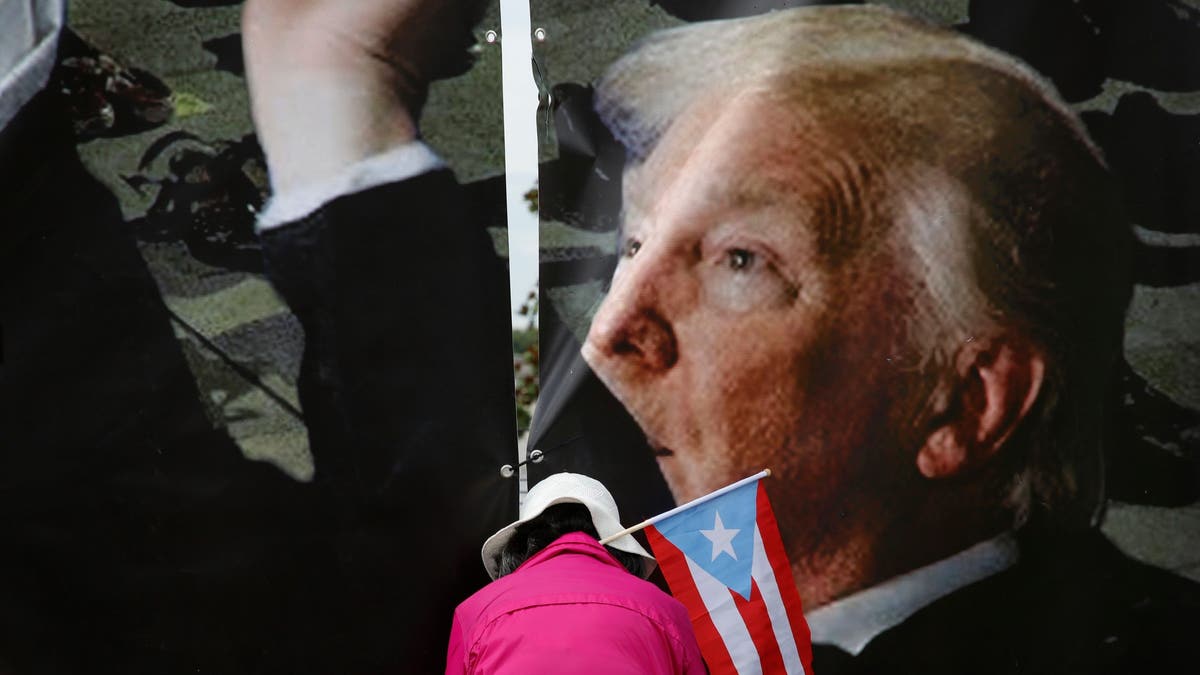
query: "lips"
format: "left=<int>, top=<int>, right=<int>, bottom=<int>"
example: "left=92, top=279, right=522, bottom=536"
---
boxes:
left=645, top=434, right=675, bottom=457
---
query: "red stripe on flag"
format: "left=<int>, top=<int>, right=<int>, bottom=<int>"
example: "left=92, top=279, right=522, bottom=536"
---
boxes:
left=730, top=578, right=788, bottom=673
left=756, top=483, right=813, bottom=672
left=646, top=525, right=738, bottom=675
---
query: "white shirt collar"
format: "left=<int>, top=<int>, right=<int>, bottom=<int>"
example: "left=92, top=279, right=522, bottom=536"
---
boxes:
left=0, top=0, right=64, bottom=130
left=806, top=532, right=1019, bottom=655
left=256, top=141, right=444, bottom=230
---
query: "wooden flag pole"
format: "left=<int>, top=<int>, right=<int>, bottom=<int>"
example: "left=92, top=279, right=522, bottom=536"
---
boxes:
left=598, top=469, right=771, bottom=545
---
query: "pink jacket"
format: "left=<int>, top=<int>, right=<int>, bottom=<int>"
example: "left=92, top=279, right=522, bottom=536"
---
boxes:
left=445, top=532, right=705, bottom=674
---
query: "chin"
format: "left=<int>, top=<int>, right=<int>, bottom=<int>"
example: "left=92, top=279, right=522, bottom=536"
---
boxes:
left=657, top=458, right=700, bottom=502
left=656, top=452, right=739, bottom=506
left=654, top=456, right=689, bottom=504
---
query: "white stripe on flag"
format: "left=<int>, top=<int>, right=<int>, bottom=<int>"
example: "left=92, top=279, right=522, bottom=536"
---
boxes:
left=752, top=525, right=806, bottom=674
left=685, top=554, right=763, bottom=675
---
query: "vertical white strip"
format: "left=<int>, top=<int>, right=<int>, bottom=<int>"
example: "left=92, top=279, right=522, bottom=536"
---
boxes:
left=498, top=0, right=540, bottom=504
left=752, top=527, right=806, bottom=674
left=0, top=0, right=35, bottom=76
left=0, top=0, right=64, bottom=130
left=685, top=555, right=764, bottom=675
left=498, top=0, right=540, bottom=328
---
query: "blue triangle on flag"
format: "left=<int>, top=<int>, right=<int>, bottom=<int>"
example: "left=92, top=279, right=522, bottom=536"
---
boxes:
left=653, top=481, right=758, bottom=600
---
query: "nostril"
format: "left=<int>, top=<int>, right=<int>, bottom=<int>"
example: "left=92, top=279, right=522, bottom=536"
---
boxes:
left=611, top=339, right=639, bottom=357
left=612, top=309, right=678, bottom=371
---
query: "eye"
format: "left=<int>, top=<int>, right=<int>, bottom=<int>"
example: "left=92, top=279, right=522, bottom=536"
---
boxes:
left=622, top=237, right=642, bottom=258
left=726, top=249, right=754, bottom=271
left=701, top=241, right=798, bottom=312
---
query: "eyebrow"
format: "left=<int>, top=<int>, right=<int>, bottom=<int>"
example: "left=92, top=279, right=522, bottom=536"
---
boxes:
left=623, top=172, right=818, bottom=244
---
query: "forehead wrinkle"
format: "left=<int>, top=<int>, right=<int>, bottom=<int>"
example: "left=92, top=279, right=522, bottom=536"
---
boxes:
left=624, top=91, right=815, bottom=228
left=622, top=88, right=887, bottom=274
left=620, top=107, right=737, bottom=240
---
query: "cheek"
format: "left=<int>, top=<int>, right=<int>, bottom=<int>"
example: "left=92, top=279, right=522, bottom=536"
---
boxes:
left=685, top=321, right=822, bottom=450
left=709, top=315, right=893, bottom=440
left=695, top=316, right=821, bottom=400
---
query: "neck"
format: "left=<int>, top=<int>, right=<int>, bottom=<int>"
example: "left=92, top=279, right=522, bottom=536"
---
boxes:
left=788, top=486, right=1010, bottom=609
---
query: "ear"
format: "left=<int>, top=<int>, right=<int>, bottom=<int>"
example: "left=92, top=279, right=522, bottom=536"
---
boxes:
left=916, top=336, right=1046, bottom=479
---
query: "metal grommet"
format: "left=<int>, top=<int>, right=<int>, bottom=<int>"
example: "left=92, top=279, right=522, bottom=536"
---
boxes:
left=485, top=30, right=498, bottom=44
left=529, top=449, right=544, bottom=464
left=500, top=464, right=515, bottom=478
left=533, top=27, right=547, bottom=42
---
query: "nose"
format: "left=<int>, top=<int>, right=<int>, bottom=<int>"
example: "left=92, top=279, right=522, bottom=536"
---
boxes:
left=585, top=260, right=680, bottom=374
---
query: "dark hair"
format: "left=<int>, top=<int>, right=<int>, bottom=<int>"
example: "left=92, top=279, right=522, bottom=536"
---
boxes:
left=497, top=503, right=645, bottom=577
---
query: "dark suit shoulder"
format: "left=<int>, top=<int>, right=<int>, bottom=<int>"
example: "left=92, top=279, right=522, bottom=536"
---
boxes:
left=854, top=531, right=1200, bottom=675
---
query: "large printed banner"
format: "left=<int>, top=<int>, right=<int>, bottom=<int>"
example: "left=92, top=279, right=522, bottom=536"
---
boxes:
left=2, top=1, right=517, bottom=673
left=4, top=0, right=1200, bottom=673
left=527, top=1, right=1200, bottom=672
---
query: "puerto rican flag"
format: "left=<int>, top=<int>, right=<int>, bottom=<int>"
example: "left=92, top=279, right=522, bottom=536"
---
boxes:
left=645, top=473, right=812, bottom=675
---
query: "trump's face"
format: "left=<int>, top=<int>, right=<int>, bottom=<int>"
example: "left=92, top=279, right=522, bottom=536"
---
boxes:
left=582, top=93, right=916, bottom=522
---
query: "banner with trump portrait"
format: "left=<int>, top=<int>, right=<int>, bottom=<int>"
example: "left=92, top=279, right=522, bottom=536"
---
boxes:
left=5, top=0, right=1200, bottom=673
left=526, top=1, right=1200, bottom=672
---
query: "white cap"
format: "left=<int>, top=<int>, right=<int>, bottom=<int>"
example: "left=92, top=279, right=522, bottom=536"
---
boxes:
left=480, top=472, right=656, bottom=580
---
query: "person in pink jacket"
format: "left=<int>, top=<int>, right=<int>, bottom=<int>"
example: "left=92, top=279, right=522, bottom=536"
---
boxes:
left=445, top=473, right=705, bottom=674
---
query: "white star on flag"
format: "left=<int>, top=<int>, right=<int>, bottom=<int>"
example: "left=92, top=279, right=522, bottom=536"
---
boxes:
left=700, top=511, right=740, bottom=561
